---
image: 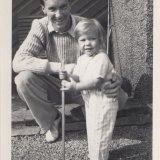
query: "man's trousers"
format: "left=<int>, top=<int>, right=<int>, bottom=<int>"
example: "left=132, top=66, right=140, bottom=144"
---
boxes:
left=14, top=71, right=83, bottom=133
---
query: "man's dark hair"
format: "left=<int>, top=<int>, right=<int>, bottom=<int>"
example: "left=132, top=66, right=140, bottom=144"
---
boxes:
left=39, top=0, right=45, bottom=6
left=40, top=0, right=70, bottom=6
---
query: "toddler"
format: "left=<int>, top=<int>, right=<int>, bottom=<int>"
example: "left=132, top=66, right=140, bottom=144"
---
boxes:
left=61, top=19, right=118, bottom=160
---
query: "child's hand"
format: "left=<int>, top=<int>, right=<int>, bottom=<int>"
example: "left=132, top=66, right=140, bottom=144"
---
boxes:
left=59, top=70, right=68, bottom=80
left=61, top=77, right=77, bottom=91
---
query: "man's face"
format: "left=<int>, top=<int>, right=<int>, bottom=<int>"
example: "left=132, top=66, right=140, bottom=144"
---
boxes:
left=42, top=0, right=71, bottom=32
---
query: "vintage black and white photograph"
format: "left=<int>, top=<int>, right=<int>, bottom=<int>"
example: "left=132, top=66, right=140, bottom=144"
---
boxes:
left=0, top=0, right=157, bottom=159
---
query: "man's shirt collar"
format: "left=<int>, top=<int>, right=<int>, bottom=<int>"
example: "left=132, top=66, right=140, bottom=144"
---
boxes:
left=48, top=15, right=76, bottom=37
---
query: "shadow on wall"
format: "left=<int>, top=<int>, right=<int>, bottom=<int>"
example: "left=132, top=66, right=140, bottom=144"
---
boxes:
left=121, top=77, right=132, bottom=97
left=134, top=74, right=152, bottom=104
left=134, top=0, right=153, bottom=105
left=120, top=74, right=152, bottom=105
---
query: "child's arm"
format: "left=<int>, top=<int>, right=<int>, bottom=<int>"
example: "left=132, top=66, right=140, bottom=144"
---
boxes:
left=62, top=77, right=104, bottom=91
left=69, top=74, right=80, bottom=82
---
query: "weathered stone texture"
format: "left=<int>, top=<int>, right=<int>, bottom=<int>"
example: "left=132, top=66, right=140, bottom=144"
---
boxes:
left=111, top=0, right=152, bottom=102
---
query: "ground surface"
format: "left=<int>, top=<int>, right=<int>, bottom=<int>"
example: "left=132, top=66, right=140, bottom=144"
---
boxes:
left=12, top=124, right=152, bottom=160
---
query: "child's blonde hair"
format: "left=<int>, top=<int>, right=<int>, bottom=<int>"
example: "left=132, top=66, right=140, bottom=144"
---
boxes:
left=74, top=19, right=107, bottom=51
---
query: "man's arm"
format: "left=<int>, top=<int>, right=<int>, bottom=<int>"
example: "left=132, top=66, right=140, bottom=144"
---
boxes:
left=13, top=19, right=49, bottom=73
left=13, top=18, right=76, bottom=75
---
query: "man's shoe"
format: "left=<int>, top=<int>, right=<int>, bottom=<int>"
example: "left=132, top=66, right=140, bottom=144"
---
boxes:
left=45, top=113, right=61, bottom=143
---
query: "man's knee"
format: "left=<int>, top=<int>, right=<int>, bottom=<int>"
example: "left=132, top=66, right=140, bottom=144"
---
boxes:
left=15, top=71, right=36, bottom=90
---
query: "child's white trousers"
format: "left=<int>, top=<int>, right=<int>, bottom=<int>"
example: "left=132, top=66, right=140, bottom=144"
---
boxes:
left=83, top=91, right=118, bottom=160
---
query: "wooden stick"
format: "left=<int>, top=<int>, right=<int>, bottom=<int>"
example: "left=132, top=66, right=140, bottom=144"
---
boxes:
left=62, top=89, right=65, bottom=160
left=107, top=0, right=110, bottom=55
left=61, top=60, right=65, bottom=160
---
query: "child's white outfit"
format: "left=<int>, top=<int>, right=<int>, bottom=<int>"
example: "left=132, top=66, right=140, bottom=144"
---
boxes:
left=73, top=52, right=118, bottom=160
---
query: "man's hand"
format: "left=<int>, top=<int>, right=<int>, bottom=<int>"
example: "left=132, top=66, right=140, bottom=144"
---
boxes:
left=47, top=62, right=75, bottom=75
left=59, top=70, right=68, bottom=80
left=101, top=72, right=122, bottom=98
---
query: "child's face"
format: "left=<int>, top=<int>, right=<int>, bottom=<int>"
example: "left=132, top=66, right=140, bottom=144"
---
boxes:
left=78, top=31, right=100, bottom=56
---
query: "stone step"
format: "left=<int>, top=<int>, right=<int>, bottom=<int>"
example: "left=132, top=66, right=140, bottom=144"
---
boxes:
left=12, top=125, right=40, bottom=137
left=12, top=104, right=85, bottom=125
left=12, top=100, right=151, bottom=124
left=12, top=97, right=152, bottom=136
left=12, top=107, right=152, bottom=124
left=12, top=112, right=151, bottom=136
left=12, top=122, right=87, bottom=137
left=12, top=104, right=86, bottom=136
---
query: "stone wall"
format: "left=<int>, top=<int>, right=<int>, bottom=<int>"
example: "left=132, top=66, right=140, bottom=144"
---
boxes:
left=111, top=0, right=153, bottom=103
